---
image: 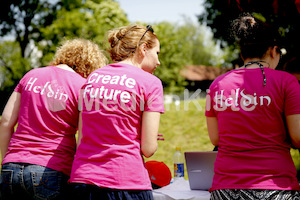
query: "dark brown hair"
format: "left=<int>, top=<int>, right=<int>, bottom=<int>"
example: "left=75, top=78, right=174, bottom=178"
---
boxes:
left=231, top=13, right=281, bottom=59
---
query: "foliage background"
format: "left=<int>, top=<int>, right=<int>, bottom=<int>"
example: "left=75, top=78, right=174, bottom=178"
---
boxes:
left=0, top=0, right=229, bottom=112
left=198, top=0, right=300, bottom=70
left=1, top=0, right=300, bottom=99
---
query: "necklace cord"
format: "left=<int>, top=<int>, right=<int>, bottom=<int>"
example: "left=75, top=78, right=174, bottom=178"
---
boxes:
left=244, top=61, right=267, bottom=86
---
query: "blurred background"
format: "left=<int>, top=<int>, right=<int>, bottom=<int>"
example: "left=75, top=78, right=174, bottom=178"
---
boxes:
left=1, top=0, right=299, bottom=111
left=1, top=0, right=300, bottom=177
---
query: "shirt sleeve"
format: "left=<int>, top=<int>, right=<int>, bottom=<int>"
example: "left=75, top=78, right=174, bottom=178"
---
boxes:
left=14, top=74, right=28, bottom=93
left=144, top=78, right=165, bottom=113
left=13, top=69, right=34, bottom=93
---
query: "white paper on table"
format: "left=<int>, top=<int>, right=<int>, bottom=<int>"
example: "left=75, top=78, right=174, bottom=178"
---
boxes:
left=152, top=177, right=211, bottom=200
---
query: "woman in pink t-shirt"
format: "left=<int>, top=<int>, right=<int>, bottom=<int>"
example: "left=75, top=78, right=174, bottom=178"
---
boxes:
left=206, top=13, right=300, bottom=199
left=0, top=39, right=107, bottom=200
left=69, top=25, right=165, bottom=200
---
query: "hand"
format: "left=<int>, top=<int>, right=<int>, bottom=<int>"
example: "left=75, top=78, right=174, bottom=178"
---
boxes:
left=157, top=133, right=164, bottom=141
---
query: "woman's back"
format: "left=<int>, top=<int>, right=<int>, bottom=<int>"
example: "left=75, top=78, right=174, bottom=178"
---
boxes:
left=2, top=66, right=86, bottom=176
left=206, top=67, right=300, bottom=191
left=71, top=62, right=164, bottom=190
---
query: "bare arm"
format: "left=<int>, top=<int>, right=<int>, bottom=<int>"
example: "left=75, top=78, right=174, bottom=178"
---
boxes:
left=0, top=92, right=21, bottom=160
left=206, top=117, right=219, bottom=146
left=76, top=112, right=83, bottom=149
left=141, top=111, right=161, bottom=158
left=286, top=114, right=300, bottom=148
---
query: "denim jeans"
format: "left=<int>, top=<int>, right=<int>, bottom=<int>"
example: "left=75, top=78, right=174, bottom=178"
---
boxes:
left=70, top=183, right=153, bottom=200
left=0, top=162, right=70, bottom=200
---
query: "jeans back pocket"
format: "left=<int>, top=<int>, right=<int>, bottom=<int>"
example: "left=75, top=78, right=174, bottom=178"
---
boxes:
left=32, top=171, right=61, bottom=200
left=0, top=169, right=14, bottom=197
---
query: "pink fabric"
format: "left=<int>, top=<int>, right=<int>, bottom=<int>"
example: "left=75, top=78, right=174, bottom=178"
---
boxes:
left=205, top=68, right=300, bottom=191
left=2, top=66, right=85, bottom=176
left=70, top=63, right=165, bottom=190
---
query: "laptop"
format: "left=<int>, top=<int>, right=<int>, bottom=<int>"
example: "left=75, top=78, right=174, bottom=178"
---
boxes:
left=184, top=151, right=218, bottom=190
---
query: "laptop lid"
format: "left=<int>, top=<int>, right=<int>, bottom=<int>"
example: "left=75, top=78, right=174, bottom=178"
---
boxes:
left=184, top=151, right=217, bottom=190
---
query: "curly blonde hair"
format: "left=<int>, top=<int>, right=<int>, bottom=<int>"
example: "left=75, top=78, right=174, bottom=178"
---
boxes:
left=107, top=25, right=158, bottom=62
left=50, top=38, right=108, bottom=78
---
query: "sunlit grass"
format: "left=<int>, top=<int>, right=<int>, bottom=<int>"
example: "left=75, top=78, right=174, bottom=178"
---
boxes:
left=291, top=149, right=300, bottom=171
left=145, top=98, right=213, bottom=179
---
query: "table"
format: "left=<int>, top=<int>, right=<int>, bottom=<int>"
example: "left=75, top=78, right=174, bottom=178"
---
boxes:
left=152, top=178, right=211, bottom=200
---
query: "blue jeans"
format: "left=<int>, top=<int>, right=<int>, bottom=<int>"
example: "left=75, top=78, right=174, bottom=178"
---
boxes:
left=70, top=183, right=153, bottom=200
left=0, top=162, right=70, bottom=200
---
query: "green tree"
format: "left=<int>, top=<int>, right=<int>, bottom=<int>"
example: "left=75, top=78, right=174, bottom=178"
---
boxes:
left=154, top=22, right=189, bottom=93
left=0, top=0, right=129, bottom=111
left=0, top=0, right=128, bottom=86
left=0, top=0, right=68, bottom=58
left=40, top=0, right=129, bottom=65
left=0, top=0, right=82, bottom=91
left=154, top=20, right=227, bottom=93
left=198, top=0, right=300, bottom=67
left=0, top=41, right=30, bottom=90
left=179, top=20, right=226, bottom=67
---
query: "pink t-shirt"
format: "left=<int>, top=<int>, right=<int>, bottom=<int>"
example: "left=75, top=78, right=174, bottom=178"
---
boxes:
left=205, top=68, right=300, bottom=191
left=70, top=63, right=165, bottom=190
left=2, top=66, right=86, bottom=176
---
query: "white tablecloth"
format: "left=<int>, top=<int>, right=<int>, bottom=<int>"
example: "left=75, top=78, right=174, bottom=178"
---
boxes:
left=152, top=178, right=211, bottom=200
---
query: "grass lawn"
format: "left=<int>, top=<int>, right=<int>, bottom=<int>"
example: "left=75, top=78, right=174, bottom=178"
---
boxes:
left=0, top=98, right=299, bottom=180
left=144, top=98, right=213, bottom=179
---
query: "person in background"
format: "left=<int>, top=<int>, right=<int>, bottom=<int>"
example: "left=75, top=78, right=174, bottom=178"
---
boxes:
left=0, top=38, right=108, bottom=200
left=205, top=13, right=300, bottom=199
left=69, top=24, right=164, bottom=200
left=284, top=56, right=300, bottom=83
